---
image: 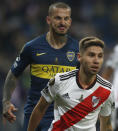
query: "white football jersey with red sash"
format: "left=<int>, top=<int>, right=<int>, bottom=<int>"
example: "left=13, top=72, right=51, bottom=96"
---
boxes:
left=41, top=69, right=115, bottom=131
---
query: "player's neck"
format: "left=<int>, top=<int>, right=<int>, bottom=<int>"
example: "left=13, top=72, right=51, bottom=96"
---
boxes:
left=46, top=32, right=67, bottom=49
left=78, top=69, right=96, bottom=89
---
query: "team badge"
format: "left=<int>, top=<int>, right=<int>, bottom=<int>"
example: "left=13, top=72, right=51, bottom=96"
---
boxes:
left=66, top=51, right=75, bottom=62
left=92, top=96, right=100, bottom=107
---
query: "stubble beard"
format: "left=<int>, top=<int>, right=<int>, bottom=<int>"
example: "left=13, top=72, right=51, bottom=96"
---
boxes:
left=52, top=26, right=68, bottom=36
left=83, top=65, right=97, bottom=77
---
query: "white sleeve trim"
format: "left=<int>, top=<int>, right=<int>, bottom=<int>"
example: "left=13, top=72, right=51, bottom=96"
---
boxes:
left=41, top=90, right=53, bottom=103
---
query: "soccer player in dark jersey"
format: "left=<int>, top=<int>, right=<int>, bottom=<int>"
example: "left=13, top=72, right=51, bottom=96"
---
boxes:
left=28, top=36, right=115, bottom=131
left=2, top=2, right=79, bottom=131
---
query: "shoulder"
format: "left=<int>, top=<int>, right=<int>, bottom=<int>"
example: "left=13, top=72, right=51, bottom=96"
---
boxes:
left=21, top=34, right=45, bottom=52
left=25, top=34, right=45, bottom=47
left=48, top=70, right=77, bottom=92
left=97, top=75, right=115, bottom=107
left=49, top=69, right=78, bottom=86
left=55, top=69, right=78, bottom=82
left=96, top=74, right=112, bottom=90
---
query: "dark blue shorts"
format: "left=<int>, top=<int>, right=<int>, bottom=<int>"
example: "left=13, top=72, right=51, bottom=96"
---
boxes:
left=23, top=114, right=53, bottom=131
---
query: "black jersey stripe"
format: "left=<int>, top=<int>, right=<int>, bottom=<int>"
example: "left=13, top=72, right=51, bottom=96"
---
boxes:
left=60, top=71, right=77, bottom=81
left=97, top=80, right=111, bottom=89
left=60, top=73, right=76, bottom=81
left=60, top=70, right=77, bottom=77
left=97, top=78, right=111, bottom=87
left=60, top=70, right=77, bottom=78
left=97, top=75, right=112, bottom=89
left=97, top=78, right=112, bottom=88
left=97, top=75, right=112, bottom=86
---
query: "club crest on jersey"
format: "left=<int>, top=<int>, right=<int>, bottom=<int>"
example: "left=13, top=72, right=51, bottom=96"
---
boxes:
left=66, top=51, right=75, bottom=62
left=92, top=96, right=100, bottom=107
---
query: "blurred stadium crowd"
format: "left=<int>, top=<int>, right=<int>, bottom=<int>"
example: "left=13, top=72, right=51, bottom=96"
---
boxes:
left=0, top=0, right=118, bottom=130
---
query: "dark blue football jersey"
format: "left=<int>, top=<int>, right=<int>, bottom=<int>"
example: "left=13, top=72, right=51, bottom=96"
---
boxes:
left=11, top=33, right=79, bottom=118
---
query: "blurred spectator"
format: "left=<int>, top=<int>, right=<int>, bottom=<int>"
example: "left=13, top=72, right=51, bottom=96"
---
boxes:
left=102, top=44, right=118, bottom=131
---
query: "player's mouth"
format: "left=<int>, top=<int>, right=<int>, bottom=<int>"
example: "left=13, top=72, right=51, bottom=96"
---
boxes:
left=91, top=66, right=99, bottom=72
left=58, top=26, right=66, bottom=31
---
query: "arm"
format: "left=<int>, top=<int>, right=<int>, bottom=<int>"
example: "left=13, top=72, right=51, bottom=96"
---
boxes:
left=3, top=44, right=31, bottom=123
left=100, top=115, right=113, bottom=131
left=27, top=96, right=50, bottom=131
left=2, top=70, right=18, bottom=123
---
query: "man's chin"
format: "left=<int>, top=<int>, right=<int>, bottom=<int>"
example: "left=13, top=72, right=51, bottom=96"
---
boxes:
left=91, top=70, right=99, bottom=75
left=55, top=30, right=67, bottom=36
left=56, top=32, right=67, bottom=36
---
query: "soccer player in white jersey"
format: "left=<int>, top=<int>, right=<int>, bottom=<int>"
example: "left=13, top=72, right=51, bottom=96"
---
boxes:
left=27, top=36, right=115, bottom=131
left=102, top=44, right=118, bottom=130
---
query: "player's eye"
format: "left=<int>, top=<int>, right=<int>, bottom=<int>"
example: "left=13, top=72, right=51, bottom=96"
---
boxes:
left=98, top=53, right=104, bottom=58
left=88, top=53, right=95, bottom=57
left=64, top=17, right=70, bottom=21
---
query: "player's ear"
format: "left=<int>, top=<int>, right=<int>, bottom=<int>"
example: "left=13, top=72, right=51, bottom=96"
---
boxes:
left=77, top=53, right=81, bottom=62
left=46, top=16, right=51, bottom=25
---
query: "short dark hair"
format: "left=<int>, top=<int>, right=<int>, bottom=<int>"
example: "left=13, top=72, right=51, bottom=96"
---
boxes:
left=79, top=36, right=105, bottom=53
left=48, top=2, right=71, bottom=16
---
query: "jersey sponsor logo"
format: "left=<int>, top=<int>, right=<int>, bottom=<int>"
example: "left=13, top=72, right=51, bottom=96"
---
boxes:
left=92, top=96, right=100, bottom=107
left=66, top=51, right=75, bottom=62
left=31, top=64, right=76, bottom=79
left=36, top=52, right=46, bottom=56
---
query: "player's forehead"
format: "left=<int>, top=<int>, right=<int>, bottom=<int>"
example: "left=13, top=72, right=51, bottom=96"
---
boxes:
left=85, top=46, right=104, bottom=54
left=51, top=7, right=71, bottom=17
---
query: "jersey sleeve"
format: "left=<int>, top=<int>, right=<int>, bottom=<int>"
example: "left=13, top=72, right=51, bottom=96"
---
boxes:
left=11, top=43, right=31, bottom=77
left=41, top=74, right=60, bottom=103
left=100, top=87, right=115, bottom=116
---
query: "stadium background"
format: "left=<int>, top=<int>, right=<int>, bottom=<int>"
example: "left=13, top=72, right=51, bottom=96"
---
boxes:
left=0, top=0, right=118, bottom=130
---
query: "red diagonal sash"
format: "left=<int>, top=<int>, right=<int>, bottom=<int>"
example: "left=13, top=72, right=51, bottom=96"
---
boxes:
left=52, top=86, right=111, bottom=131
